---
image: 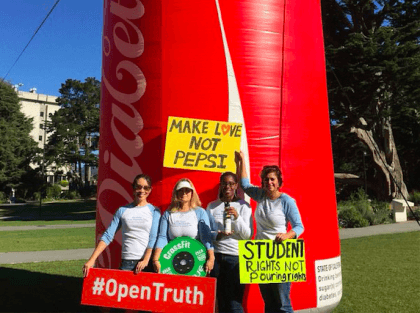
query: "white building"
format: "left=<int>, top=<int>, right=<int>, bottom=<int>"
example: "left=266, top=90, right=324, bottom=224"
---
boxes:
left=18, top=88, right=69, bottom=184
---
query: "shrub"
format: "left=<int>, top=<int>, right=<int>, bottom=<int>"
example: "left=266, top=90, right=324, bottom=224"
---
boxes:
left=61, top=190, right=80, bottom=200
left=33, top=191, right=41, bottom=201
left=46, top=184, right=62, bottom=199
left=371, top=200, right=393, bottom=225
left=338, top=206, right=370, bottom=228
left=79, top=185, right=96, bottom=198
left=59, top=180, right=69, bottom=188
left=0, top=191, right=7, bottom=203
left=407, top=207, right=420, bottom=221
left=337, top=188, right=393, bottom=227
left=408, top=191, right=420, bottom=205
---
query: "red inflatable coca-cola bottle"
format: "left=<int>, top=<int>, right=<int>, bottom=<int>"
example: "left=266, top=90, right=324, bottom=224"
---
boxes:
left=97, top=1, right=341, bottom=311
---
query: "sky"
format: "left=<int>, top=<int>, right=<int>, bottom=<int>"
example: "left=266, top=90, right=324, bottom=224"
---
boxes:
left=1, top=0, right=103, bottom=97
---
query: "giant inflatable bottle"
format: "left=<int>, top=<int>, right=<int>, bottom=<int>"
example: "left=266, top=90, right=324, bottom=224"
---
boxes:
left=97, top=0, right=342, bottom=312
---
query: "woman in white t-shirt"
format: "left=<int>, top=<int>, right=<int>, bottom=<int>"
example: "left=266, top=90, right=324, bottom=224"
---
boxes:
left=83, top=174, right=161, bottom=277
left=236, top=151, right=304, bottom=313
left=207, top=172, right=253, bottom=313
left=152, top=178, right=215, bottom=274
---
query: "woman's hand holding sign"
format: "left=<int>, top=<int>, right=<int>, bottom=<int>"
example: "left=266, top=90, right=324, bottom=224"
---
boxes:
left=153, top=259, right=161, bottom=273
left=83, top=259, right=95, bottom=278
left=135, top=259, right=148, bottom=274
left=275, top=231, right=296, bottom=243
left=205, top=256, right=215, bottom=274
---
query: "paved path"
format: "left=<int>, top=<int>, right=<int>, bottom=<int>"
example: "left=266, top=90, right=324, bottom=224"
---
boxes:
left=0, top=249, right=93, bottom=264
left=0, top=221, right=418, bottom=265
left=0, top=223, right=95, bottom=231
left=339, top=220, right=419, bottom=239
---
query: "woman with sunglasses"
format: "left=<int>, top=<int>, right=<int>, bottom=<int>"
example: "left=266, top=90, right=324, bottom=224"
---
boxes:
left=83, top=174, right=161, bottom=276
left=206, top=171, right=253, bottom=313
left=152, top=178, right=215, bottom=274
left=235, top=152, right=304, bottom=313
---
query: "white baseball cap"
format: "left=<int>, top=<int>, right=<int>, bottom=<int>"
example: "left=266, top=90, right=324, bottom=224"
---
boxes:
left=176, top=181, right=193, bottom=191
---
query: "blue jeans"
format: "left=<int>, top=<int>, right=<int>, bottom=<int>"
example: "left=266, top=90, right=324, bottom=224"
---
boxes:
left=119, top=259, right=153, bottom=272
left=213, top=253, right=245, bottom=313
left=259, top=282, right=293, bottom=313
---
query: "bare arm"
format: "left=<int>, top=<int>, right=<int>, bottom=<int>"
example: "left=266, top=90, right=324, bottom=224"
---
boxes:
left=83, top=240, right=108, bottom=277
left=235, top=151, right=248, bottom=180
left=205, top=249, right=215, bottom=275
left=152, top=248, right=162, bottom=273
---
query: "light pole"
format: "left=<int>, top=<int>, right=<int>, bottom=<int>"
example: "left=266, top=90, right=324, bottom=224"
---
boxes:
left=363, top=151, right=367, bottom=193
left=39, top=105, right=48, bottom=216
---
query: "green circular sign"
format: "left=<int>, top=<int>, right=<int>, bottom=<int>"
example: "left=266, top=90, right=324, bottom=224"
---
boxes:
left=159, top=237, right=207, bottom=277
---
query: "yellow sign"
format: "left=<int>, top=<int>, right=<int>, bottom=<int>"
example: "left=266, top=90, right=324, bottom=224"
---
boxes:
left=163, top=116, right=242, bottom=173
left=239, top=239, right=306, bottom=284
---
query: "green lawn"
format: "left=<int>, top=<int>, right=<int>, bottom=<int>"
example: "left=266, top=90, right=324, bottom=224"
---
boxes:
left=0, top=227, right=96, bottom=252
left=0, top=199, right=96, bottom=226
left=333, top=231, right=420, bottom=312
left=1, top=260, right=98, bottom=312
left=1, top=232, right=419, bottom=312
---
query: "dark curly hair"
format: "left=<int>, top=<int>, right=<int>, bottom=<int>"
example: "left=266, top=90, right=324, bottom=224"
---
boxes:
left=260, top=165, right=283, bottom=187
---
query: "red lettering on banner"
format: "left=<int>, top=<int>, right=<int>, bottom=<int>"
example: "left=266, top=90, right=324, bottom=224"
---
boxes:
left=82, top=268, right=216, bottom=312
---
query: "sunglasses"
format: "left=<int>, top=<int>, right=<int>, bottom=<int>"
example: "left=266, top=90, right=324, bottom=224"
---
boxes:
left=177, top=188, right=192, bottom=194
left=221, top=182, right=237, bottom=187
left=134, top=185, right=151, bottom=191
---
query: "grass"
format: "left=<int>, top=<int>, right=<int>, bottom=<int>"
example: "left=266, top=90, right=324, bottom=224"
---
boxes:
left=1, top=232, right=419, bottom=312
left=1, top=260, right=98, bottom=312
left=333, top=232, right=420, bottom=312
left=0, top=199, right=96, bottom=226
left=2, top=259, right=86, bottom=277
left=0, top=227, right=96, bottom=252
left=0, top=219, right=95, bottom=226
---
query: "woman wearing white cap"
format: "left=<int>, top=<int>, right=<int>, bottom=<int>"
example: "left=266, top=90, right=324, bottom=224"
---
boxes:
left=152, top=178, right=215, bottom=274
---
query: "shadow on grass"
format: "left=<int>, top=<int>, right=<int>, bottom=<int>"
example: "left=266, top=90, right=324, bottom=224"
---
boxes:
left=0, top=267, right=99, bottom=312
left=0, top=200, right=96, bottom=222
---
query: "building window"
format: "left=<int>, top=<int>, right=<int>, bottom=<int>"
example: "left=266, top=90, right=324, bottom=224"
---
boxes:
left=40, top=112, right=44, bottom=117
left=39, top=136, right=42, bottom=141
left=40, top=124, right=43, bottom=129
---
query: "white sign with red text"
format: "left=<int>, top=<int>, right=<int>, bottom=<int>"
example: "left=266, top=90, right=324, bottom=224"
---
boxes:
left=81, top=268, right=216, bottom=312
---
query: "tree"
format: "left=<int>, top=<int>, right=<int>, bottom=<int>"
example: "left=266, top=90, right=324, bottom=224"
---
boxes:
left=321, top=0, right=420, bottom=200
left=46, top=77, right=100, bottom=188
left=0, top=82, right=40, bottom=194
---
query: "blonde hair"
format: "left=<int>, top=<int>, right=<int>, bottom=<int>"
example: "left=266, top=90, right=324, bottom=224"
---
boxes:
left=169, top=178, right=202, bottom=212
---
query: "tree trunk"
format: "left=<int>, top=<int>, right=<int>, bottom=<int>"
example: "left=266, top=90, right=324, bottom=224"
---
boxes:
left=84, top=135, right=90, bottom=187
left=350, top=117, right=408, bottom=201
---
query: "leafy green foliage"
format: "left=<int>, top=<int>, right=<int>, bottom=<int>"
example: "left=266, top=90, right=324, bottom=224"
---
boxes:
left=61, top=190, right=80, bottom=199
left=0, top=82, right=40, bottom=192
left=0, top=191, right=7, bottom=203
left=322, top=0, right=420, bottom=198
left=408, top=190, right=420, bottom=205
left=46, top=77, right=100, bottom=187
left=46, top=184, right=62, bottom=199
left=338, top=188, right=393, bottom=227
left=59, top=180, right=69, bottom=187
left=338, top=205, right=370, bottom=228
